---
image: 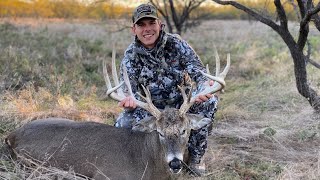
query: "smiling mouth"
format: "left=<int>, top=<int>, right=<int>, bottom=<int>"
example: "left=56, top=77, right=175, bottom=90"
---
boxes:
left=143, top=34, right=153, bottom=38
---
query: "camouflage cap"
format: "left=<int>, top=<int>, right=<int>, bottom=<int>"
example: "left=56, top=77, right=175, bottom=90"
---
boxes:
left=132, top=4, right=158, bottom=24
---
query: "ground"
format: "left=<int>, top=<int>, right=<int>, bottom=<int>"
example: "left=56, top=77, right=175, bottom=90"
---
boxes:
left=0, top=18, right=320, bottom=179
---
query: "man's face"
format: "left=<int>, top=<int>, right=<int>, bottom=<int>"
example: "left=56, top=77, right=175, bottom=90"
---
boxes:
left=132, top=18, right=161, bottom=49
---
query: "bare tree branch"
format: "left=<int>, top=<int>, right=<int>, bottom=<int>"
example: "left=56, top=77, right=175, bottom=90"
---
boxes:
left=311, top=2, right=320, bottom=31
left=274, top=0, right=288, bottom=30
left=296, top=0, right=306, bottom=17
left=288, top=0, right=302, bottom=20
left=212, top=0, right=280, bottom=31
left=298, top=1, right=320, bottom=50
left=306, top=41, right=320, bottom=69
left=151, top=0, right=206, bottom=34
left=308, top=59, right=320, bottom=69
left=168, top=0, right=178, bottom=28
left=150, top=0, right=173, bottom=32
left=301, top=2, right=320, bottom=27
left=297, top=2, right=309, bottom=50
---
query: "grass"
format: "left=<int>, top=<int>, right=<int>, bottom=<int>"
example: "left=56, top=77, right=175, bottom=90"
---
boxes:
left=0, top=18, right=320, bottom=179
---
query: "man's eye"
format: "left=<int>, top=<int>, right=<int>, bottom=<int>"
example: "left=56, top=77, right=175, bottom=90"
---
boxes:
left=136, top=22, right=145, bottom=27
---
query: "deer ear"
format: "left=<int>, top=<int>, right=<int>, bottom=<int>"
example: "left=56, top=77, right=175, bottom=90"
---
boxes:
left=186, top=114, right=212, bottom=130
left=132, top=116, right=157, bottom=132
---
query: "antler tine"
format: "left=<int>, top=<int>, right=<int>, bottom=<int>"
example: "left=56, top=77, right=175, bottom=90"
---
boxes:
left=179, top=52, right=231, bottom=115
left=104, top=51, right=161, bottom=119
left=214, top=48, right=220, bottom=77
left=220, top=53, right=231, bottom=78
left=111, top=44, right=128, bottom=98
left=112, top=44, right=120, bottom=86
left=103, top=58, right=125, bottom=101
left=178, top=85, right=194, bottom=116
left=206, top=64, right=210, bottom=74
left=199, top=52, right=230, bottom=94
left=103, top=58, right=112, bottom=90
left=122, top=65, right=161, bottom=119
left=137, top=85, right=161, bottom=119
left=121, top=65, right=133, bottom=97
left=202, top=53, right=230, bottom=81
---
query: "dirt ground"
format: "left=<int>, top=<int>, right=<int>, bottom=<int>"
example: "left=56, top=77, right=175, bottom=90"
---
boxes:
left=201, top=106, right=320, bottom=179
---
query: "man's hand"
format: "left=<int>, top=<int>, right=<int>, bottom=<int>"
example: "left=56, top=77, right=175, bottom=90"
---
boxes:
left=195, top=80, right=216, bottom=103
left=118, top=96, right=137, bottom=109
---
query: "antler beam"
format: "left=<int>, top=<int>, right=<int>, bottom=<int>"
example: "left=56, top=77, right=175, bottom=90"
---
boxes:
left=103, top=49, right=161, bottom=119
left=179, top=51, right=231, bottom=116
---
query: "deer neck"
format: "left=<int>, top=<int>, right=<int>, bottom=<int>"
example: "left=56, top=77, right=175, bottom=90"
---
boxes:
left=142, top=131, right=170, bottom=174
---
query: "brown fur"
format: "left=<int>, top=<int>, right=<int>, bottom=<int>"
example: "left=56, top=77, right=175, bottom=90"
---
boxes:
left=5, top=105, right=211, bottom=179
left=6, top=118, right=171, bottom=180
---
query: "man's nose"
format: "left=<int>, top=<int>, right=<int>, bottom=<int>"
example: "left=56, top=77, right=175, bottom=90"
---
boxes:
left=144, top=24, right=152, bottom=31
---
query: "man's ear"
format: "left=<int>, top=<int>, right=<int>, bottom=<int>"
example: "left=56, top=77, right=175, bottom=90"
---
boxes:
left=132, top=116, right=157, bottom=132
left=131, top=25, right=136, bottom=35
left=186, top=113, right=212, bottom=130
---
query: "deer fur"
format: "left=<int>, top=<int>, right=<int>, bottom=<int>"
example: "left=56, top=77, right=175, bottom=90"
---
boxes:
left=6, top=118, right=171, bottom=180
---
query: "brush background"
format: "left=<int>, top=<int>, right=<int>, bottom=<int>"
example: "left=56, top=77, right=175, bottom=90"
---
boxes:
left=0, top=18, right=320, bottom=179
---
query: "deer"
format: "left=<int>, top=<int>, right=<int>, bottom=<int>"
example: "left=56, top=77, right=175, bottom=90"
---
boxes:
left=5, top=49, right=230, bottom=180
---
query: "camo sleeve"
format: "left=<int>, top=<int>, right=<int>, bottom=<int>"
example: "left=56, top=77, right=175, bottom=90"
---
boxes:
left=175, top=37, right=206, bottom=84
left=173, top=36, right=208, bottom=94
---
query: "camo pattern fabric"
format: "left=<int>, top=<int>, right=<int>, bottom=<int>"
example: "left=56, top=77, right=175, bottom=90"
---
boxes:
left=115, top=28, right=218, bottom=163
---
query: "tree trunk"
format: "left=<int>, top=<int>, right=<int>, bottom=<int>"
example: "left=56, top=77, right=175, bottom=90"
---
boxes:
left=273, top=17, right=320, bottom=112
left=212, top=0, right=320, bottom=112
left=288, top=46, right=320, bottom=111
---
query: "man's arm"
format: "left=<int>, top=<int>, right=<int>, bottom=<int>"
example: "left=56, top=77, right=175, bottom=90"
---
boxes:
left=178, top=39, right=215, bottom=103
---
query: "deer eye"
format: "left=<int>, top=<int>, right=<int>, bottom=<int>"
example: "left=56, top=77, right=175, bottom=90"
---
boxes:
left=159, top=132, right=165, bottom=137
left=180, top=130, right=186, bottom=135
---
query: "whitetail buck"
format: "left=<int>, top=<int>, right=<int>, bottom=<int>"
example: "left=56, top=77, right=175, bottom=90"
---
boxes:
left=5, top=49, right=230, bottom=180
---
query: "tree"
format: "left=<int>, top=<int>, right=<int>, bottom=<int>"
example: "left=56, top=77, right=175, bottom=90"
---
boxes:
left=32, top=0, right=54, bottom=18
left=51, top=0, right=86, bottom=19
left=212, top=0, right=320, bottom=111
left=149, top=0, right=207, bottom=35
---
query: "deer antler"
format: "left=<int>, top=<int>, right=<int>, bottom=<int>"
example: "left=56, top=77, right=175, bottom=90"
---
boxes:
left=179, top=50, right=231, bottom=116
left=103, top=48, right=161, bottom=119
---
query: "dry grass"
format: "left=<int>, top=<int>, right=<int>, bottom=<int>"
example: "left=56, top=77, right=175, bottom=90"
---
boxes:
left=206, top=106, right=320, bottom=180
left=0, top=154, right=91, bottom=180
left=0, top=18, right=320, bottom=179
left=0, top=85, right=121, bottom=125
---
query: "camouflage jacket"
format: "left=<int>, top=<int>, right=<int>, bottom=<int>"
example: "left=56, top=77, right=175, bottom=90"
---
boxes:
left=120, top=29, right=207, bottom=109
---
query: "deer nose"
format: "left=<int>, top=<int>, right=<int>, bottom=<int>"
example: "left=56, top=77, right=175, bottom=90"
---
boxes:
left=169, top=158, right=183, bottom=174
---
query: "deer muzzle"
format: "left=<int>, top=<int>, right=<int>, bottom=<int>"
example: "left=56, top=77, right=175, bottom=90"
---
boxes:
left=168, top=157, right=183, bottom=174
